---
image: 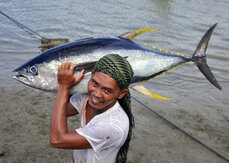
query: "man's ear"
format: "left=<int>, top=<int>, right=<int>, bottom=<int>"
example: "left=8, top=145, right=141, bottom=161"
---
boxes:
left=90, top=69, right=94, bottom=77
left=117, top=89, right=129, bottom=99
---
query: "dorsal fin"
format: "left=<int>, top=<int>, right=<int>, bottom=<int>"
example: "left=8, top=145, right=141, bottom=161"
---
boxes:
left=119, top=28, right=158, bottom=40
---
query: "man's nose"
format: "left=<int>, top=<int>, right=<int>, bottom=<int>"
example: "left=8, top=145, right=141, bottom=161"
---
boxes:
left=93, top=88, right=102, bottom=98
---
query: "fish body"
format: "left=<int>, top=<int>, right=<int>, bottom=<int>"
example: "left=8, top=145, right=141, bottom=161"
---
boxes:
left=13, top=24, right=221, bottom=95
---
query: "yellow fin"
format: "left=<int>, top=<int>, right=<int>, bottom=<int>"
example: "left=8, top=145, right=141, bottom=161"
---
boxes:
left=132, top=84, right=170, bottom=100
left=39, top=41, right=61, bottom=48
left=119, top=28, right=159, bottom=40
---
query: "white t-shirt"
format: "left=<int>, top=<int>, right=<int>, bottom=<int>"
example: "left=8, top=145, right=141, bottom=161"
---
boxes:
left=70, top=94, right=129, bottom=163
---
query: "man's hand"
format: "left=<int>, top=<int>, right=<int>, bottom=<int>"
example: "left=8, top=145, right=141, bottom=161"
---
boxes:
left=57, top=62, right=84, bottom=90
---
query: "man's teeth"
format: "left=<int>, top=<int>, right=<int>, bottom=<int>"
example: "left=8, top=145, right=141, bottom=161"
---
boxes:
left=92, top=96, right=100, bottom=103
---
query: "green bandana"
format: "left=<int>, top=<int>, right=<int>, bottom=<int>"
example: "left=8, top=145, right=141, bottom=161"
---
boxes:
left=93, top=54, right=134, bottom=90
left=93, top=54, right=134, bottom=163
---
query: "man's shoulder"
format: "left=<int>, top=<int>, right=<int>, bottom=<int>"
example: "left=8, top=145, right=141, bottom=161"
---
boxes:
left=70, top=94, right=88, bottom=111
left=101, top=102, right=129, bottom=130
left=70, top=94, right=87, bottom=103
left=71, top=93, right=87, bottom=100
left=110, top=102, right=129, bottom=119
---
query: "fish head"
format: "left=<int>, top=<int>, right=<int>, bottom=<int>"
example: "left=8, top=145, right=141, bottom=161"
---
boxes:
left=12, top=57, right=60, bottom=92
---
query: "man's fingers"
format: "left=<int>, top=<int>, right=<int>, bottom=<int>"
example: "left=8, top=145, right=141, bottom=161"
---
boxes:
left=75, top=69, right=84, bottom=83
left=80, top=69, right=85, bottom=76
left=59, top=62, right=75, bottom=71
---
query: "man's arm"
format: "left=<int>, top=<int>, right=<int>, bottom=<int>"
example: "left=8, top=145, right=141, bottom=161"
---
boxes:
left=66, top=102, right=78, bottom=117
left=49, top=62, right=91, bottom=149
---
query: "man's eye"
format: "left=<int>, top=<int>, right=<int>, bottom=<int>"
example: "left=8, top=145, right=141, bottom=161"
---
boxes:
left=92, top=80, right=98, bottom=86
left=104, top=89, right=112, bottom=94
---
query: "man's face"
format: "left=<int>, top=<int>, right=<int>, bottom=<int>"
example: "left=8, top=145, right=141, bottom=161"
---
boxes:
left=87, top=72, right=126, bottom=112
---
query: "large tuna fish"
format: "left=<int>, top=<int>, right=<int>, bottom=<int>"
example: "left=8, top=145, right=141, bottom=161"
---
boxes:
left=12, top=24, right=221, bottom=98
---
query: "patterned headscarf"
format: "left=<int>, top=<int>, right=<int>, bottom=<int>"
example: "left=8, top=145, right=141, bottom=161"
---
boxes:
left=93, top=54, right=134, bottom=163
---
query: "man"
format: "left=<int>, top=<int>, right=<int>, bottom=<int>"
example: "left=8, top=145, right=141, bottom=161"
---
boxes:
left=50, top=54, right=134, bottom=163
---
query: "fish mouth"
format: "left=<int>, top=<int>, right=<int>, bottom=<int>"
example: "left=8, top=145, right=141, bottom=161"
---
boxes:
left=12, top=73, right=32, bottom=85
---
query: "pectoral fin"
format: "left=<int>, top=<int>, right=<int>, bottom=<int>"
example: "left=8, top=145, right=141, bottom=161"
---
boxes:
left=132, top=84, right=170, bottom=100
left=74, top=61, right=97, bottom=72
left=119, top=28, right=159, bottom=40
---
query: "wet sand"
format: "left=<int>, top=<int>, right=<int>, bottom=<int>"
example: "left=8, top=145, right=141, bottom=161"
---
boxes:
left=0, top=86, right=228, bottom=163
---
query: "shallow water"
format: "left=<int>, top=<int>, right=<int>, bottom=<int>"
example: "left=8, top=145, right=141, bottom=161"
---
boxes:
left=0, top=0, right=229, bottom=162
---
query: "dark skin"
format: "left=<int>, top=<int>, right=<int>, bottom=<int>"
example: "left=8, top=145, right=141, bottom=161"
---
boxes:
left=49, top=62, right=128, bottom=149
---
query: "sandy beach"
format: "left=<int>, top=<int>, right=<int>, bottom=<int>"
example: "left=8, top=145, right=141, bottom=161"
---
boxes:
left=0, top=86, right=228, bottom=163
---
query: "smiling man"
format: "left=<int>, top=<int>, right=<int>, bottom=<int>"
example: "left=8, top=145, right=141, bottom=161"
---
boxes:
left=50, top=54, right=134, bottom=163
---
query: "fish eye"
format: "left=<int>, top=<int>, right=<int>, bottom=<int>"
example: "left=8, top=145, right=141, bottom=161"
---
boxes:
left=29, top=66, right=38, bottom=75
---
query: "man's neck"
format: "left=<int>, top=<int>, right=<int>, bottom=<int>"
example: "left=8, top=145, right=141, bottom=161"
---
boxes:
left=85, top=100, right=117, bottom=124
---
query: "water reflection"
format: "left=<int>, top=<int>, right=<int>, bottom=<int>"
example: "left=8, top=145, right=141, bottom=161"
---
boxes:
left=147, top=0, right=172, bottom=22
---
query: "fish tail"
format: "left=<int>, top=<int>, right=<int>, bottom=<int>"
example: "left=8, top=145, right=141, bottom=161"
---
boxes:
left=192, top=23, right=222, bottom=90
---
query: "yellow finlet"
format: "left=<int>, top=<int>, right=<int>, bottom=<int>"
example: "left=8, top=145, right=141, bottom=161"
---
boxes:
left=152, top=46, right=156, bottom=49
left=171, top=51, right=174, bottom=54
left=159, top=48, right=162, bottom=51
left=165, top=50, right=168, bottom=53
left=132, top=84, right=170, bottom=100
left=119, top=28, right=159, bottom=40
left=176, top=52, right=180, bottom=55
left=162, top=72, right=166, bottom=75
left=144, top=43, right=148, bottom=46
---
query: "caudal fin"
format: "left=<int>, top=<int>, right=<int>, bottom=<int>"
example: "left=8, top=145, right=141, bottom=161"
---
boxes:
left=192, top=23, right=222, bottom=90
